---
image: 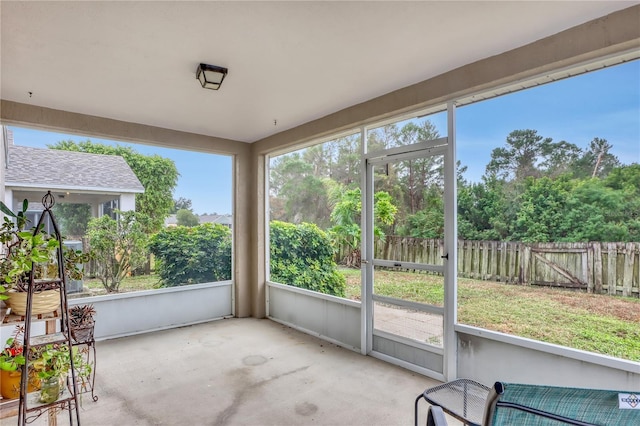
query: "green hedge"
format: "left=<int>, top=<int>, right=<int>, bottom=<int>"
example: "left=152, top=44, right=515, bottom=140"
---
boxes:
left=149, top=223, right=231, bottom=286
left=270, top=221, right=345, bottom=297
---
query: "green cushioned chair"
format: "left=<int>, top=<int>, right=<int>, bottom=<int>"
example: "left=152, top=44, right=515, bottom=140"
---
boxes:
left=416, top=379, right=640, bottom=425
left=484, top=382, right=639, bottom=426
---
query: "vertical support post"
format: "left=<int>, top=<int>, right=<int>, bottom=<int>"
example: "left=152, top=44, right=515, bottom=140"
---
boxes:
left=360, top=126, right=373, bottom=355
left=443, top=101, right=457, bottom=381
left=263, top=154, right=270, bottom=318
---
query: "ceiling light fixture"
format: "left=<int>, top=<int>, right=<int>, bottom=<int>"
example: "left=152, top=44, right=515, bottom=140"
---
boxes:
left=196, top=63, right=228, bottom=90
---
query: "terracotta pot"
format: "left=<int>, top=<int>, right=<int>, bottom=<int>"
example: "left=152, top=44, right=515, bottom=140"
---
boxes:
left=5, top=289, right=60, bottom=316
left=0, top=369, right=41, bottom=399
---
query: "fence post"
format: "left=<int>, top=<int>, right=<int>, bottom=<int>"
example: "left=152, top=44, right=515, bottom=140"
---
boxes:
left=490, top=241, right=496, bottom=280
left=592, top=243, right=603, bottom=294
left=509, top=242, right=518, bottom=283
left=457, top=239, right=464, bottom=278
left=607, top=242, right=617, bottom=295
left=586, top=243, right=594, bottom=293
left=622, top=242, right=634, bottom=297
left=582, top=243, right=590, bottom=293
left=500, top=242, right=507, bottom=282
left=521, top=244, right=530, bottom=285
left=464, top=240, right=472, bottom=279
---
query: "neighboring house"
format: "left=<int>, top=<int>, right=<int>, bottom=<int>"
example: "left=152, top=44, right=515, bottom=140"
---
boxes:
left=164, top=214, right=178, bottom=227
left=2, top=128, right=144, bottom=223
left=199, top=214, right=232, bottom=228
left=164, top=213, right=233, bottom=228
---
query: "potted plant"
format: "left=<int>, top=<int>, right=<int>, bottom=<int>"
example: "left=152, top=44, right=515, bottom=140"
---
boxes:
left=69, top=304, right=97, bottom=343
left=0, top=326, right=41, bottom=399
left=0, top=199, right=92, bottom=316
left=31, top=343, right=92, bottom=404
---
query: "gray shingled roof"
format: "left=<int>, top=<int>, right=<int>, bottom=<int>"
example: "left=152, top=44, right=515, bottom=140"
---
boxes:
left=5, top=145, right=144, bottom=192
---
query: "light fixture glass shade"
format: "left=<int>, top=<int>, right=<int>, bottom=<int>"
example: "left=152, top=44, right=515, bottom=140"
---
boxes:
left=196, top=63, right=228, bottom=90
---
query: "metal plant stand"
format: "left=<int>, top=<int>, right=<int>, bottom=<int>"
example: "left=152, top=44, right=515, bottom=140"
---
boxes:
left=71, top=325, right=98, bottom=402
left=16, top=192, right=83, bottom=425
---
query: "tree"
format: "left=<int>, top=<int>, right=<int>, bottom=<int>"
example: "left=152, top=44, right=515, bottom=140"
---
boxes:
left=49, top=140, right=179, bottom=232
left=329, top=186, right=397, bottom=266
left=457, top=176, right=514, bottom=240
left=559, top=178, right=630, bottom=241
left=398, top=186, right=444, bottom=239
left=269, top=153, right=332, bottom=227
left=86, top=210, right=149, bottom=293
left=486, top=129, right=581, bottom=181
left=324, top=134, right=361, bottom=187
left=511, top=176, right=572, bottom=242
left=603, top=164, right=640, bottom=240
left=176, top=209, right=199, bottom=227
left=571, top=138, right=620, bottom=179
left=171, top=197, right=193, bottom=213
left=367, top=123, right=400, bottom=152
left=396, top=122, right=443, bottom=215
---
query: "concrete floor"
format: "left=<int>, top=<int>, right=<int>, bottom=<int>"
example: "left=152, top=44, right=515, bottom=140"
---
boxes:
left=9, top=318, right=447, bottom=425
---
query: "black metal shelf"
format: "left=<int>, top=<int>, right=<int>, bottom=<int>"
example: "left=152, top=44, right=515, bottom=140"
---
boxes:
left=15, top=192, right=83, bottom=426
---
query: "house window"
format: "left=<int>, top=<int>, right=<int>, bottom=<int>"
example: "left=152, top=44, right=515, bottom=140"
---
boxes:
left=25, top=210, right=54, bottom=234
left=101, top=199, right=119, bottom=219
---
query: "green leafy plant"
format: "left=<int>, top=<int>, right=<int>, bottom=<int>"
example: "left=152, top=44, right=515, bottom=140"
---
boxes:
left=270, top=221, right=346, bottom=297
left=328, top=187, right=397, bottom=267
left=0, top=326, right=26, bottom=372
left=0, top=200, right=92, bottom=300
left=0, top=200, right=60, bottom=300
left=86, top=210, right=149, bottom=293
left=31, top=342, right=92, bottom=403
left=149, top=223, right=231, bottom=287
left=31, top=344, right=89, bottom=381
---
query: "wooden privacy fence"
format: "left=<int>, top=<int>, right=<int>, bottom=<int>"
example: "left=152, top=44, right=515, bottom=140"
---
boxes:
left=363, top=237, right=640, bottom=298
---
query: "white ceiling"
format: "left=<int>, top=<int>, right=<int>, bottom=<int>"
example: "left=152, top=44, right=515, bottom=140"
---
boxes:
left=1, top=1, right=635, bottom=143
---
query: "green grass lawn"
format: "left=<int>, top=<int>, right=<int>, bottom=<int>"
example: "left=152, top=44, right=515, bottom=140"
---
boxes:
left=340, top=267, right=640, bottom=361
left=83, top=274, right=161, bottom=294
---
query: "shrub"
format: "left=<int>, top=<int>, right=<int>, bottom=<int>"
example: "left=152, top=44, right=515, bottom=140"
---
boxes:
left=149, top=223, right=231, bottom=286
left=270, top=221, right=346, bottom=297
left=87, top=211, right=148, bottom=293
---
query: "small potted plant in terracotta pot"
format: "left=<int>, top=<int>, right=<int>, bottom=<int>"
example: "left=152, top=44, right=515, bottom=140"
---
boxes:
left=0, top=326, right=41, bottom=399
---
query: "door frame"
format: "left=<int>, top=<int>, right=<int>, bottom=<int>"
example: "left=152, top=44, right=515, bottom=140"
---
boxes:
left=360, top=102, right=457, bottom=381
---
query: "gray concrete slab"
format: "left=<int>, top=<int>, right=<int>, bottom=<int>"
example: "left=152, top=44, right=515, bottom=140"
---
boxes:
left=8, top=318, right=451, bottom=425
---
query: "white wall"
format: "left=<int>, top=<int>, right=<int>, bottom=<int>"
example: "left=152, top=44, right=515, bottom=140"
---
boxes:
left=267, top=282, right=361, bottom=351
left=119, top=193, right=136, bottom=212
left=4, top=189, right=12, bottom=209
left=456, top=326, right=640, bottom=391
left=1, top=282, right=233, bottom=343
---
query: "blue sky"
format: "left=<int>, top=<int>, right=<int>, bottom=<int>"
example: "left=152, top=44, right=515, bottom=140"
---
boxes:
left=8, top=61, right=639, bottom=213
